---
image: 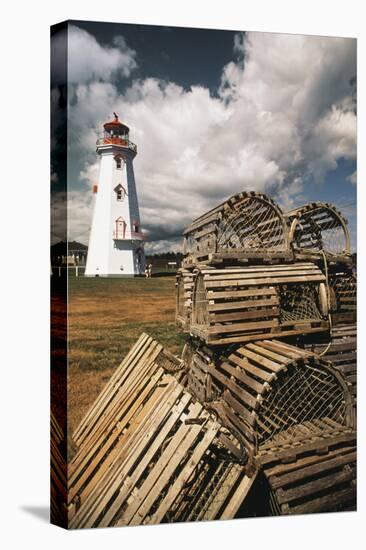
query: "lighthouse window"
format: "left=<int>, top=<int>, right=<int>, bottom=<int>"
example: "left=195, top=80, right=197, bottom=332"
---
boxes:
left=115, top=157, right=122, bottom=169
left=114, top=184, right=126, bottom=202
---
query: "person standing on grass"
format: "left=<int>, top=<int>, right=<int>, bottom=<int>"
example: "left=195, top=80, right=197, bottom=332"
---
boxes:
left=148, top=263, right=153, bottom=278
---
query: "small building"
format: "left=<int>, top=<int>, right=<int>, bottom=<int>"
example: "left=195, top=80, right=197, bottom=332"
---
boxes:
left=51, top=241, right=88, bottom=267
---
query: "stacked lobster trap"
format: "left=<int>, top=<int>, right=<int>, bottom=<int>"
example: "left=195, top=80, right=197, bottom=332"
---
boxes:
left=176, top=191, right=357, bottom=515
left=51, top=191, right=356, bottom=527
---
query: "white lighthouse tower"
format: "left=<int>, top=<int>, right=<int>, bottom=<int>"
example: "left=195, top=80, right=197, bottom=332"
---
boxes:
left=85, top=113, right=146, bottom=276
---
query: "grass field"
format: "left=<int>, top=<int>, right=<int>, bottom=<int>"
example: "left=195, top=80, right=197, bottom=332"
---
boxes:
left=67, top=275, right=186, bottom=435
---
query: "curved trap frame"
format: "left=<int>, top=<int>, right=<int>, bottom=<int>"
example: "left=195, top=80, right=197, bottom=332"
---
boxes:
left=182, top=192, right=291, bottom=267
left=286, top=202, right=351, bottom=260
left=301, top=323, right=357, bottom=410
left=185, top=339, right=355, bottom=464
left=189, top=264, right=329, bottom=345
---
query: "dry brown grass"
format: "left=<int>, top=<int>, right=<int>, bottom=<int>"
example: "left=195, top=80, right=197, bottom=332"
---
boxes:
left=67, top=276, right=186, bottom=435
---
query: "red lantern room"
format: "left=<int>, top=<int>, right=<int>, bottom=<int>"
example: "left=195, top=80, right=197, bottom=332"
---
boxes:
left=103, top=112, right=130, bottom=145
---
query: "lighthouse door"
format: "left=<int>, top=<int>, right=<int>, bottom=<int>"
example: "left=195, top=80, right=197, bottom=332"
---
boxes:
left=135, top=248, right=145, bottom=275
left=114, top=217, right=126, bottom=240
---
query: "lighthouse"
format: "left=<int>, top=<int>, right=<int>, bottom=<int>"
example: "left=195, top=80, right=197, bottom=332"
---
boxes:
left=85, top=113, right=146, bottom=277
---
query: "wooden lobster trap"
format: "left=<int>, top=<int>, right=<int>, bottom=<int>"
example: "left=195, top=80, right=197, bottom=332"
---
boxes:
left=182, top=191, right=292, bottom=268
left=286, top=202, right=351, bottom=263
left=302, top=323, right=357, bottom=410
left=175, top=268, right=194, bottom=330
left=329, top=269, right=357, bottom=325
left=69, top=334, right=184, bottom=521
left=184, top=338, right=355, bottom=467
left=167, top=445, right=258, bottom=523
left=263, top=435, right=356, bottom=515
left=189, top=263, right=329, bottom=345
left=68, top=334, right=256, bottom=528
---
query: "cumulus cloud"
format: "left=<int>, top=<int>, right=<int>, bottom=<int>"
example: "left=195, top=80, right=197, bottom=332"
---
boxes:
left=304, top=106, right=357, bottom=181
left=347, top=171, right=357, bottom=185
left=66, top=27, right=356, bottom=252
left=67, top=190, right=95, bottom=243
left=68, top=25, right=137, bottom=83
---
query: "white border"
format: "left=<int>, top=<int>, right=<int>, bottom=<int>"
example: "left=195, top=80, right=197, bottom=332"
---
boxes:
left=0, top=1, right=364, bottom=548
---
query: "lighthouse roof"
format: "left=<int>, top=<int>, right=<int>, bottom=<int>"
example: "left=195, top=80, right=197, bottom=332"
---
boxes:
left=103, top=112, right=129, bottom=133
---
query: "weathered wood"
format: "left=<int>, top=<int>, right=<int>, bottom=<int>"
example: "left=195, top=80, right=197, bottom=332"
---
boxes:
left=204, top=275, right=324, bottom=288
left=329, top=271, right=357, bottom=324
left=209, top=325, right=328, bottom=345
left=259, top=431, right=356, bottom=465
left=220, top=471, right=258, bottom=519
left=285, top=201, right=351, bottom=261
left=207, top=287, right=277, bottom=299
left=276, top=468, right=355, bottom=504
left=269, top=451, right=357, bottom=489
left=184, top=338, right=354, bottom=466
left=188, top=264, right=328, bottom=345
left=183, top=191, right=291, bottom=268
left=208, top=298, right=279, bottom=312
left=301, top=323, right=357, bottom=411
left=263, top=438, right=356, bottom=515
left=68, top=334, right=264, bottom=528
left=289, top=487, right=355, bottom=514
left=145, top=422, right=219, bottom=525
left=175, top=268, right=194, bottom=330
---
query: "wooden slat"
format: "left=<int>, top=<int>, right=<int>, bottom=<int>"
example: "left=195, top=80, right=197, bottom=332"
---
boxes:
left=220, top=471, right=258, bottom=519
left=276, top=468, right=355, bottom=505
left=209, top=319, right=279, bottom=335
left=205, top=275, right=324, bottom=288
left=220, top=361, right=265, bottom=394
left=68, top=335, right=252, bottom=529
left=265, top=445, right=356, bottom=478
left=124, top=403, right=205, bottom=525
left=146, top=423, right=219, bottom=524
left=207, top=287, right=277, bottom=299
left=210, top=308, right=279, bottom=323
left=270, top=451, right=356, bottom=489
left=208, top=325, right=328, bottom=345
left=235, top=347, right=283, bottom=373
left=227, top=352, right=274, bottom=382
left=204, top=268, right=322, bottom=282
left=207, top=364, right=259, bottom=410
left=201, top=263, right=317, bottom=276
left=289, top=487, right=356, bottom=515
left=208, top=297, right=279, bottom=312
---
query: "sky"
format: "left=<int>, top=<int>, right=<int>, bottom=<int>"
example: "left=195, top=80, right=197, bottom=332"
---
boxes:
left=51, top=21, right=357, bottom=252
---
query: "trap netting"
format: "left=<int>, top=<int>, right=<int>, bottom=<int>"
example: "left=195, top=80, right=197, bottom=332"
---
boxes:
left=182, top=192, right=290, bottom=264
left=287, top=202, right=350, bottom=257
left=329, top=271, right=357, bottom=314
left=279, top=284, right=323, bottom=322
left=257, top=362, right=347, bottom=446
left=217, top=194, right=287, bottom=252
